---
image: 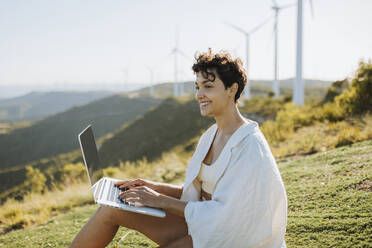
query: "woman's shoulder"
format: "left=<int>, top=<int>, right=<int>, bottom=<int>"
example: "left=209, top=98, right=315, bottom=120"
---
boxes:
left=234, top=123, right=273, bottom=159
left=231, top=120, right=261, bottom=147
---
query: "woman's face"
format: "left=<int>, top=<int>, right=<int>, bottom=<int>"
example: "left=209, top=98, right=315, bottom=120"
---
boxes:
left=195, top=69, right=235, bottom=117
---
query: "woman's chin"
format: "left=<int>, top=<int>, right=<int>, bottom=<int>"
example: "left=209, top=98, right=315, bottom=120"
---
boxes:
left=200, top=109, right=212, bottom=117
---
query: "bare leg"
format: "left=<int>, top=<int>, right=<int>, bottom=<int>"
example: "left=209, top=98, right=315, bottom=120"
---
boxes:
left=69, top=207, right=120, bottom=248
left=70, top=206, right=188, bottom=248
left=158, top=235, right=193, bottom=248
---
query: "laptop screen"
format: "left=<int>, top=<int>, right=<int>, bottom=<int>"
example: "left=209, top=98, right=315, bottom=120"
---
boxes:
left=78, top=125, right=102, bottom=187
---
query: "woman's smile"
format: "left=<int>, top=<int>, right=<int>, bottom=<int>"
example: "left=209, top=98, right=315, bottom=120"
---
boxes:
left=200, top=101, right=211, bottom=108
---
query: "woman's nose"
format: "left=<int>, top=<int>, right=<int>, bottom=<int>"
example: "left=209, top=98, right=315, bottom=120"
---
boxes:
left=195, top=88, right=204, bottom=100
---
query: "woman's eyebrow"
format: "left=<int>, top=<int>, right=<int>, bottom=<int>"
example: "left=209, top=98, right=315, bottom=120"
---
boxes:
left=195, top=79, right=211, bottom=85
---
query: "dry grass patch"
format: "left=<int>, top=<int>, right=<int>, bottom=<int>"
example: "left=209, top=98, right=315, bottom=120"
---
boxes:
left=0, top=183, right=92, bottom=233
left=267, top=114, right=372, bottom=158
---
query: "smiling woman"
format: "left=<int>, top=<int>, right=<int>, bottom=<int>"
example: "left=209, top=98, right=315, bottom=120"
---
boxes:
left=193, top=49, right=246, bottom=118
left=69, top=49, right=287, bottom=248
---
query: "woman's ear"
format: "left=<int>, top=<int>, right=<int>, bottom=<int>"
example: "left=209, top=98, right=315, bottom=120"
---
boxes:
left=229, top=83, right=238, bottom=96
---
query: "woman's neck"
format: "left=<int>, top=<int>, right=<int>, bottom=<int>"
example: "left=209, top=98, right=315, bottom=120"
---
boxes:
left=214, top=104, right=246, bottom=135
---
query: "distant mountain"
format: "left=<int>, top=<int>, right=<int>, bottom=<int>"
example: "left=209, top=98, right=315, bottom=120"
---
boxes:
left=0, top=95, right=161, bottom=169
left=0, top=91, right=114, bottom=122
left=133, top=78, right=333, bottom=98
left=251, top=78, right=333, bottom=89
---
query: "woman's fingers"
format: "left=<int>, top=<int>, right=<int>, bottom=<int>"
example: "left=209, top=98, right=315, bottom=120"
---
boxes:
left=118, top=189, right=143, bottom=205
left=117, top=186, right=159, bottom=207
left=113, top=180, right=129, bottom=187
left=118, top=188, right=138, bottom=200
left=114, top=178, right=144, bottom=189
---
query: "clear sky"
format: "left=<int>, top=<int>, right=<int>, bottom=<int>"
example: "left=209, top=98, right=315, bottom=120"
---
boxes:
left=0, top=0, right=371, bottom=88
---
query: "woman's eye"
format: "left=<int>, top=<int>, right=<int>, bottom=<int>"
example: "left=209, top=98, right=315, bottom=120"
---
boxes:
left=205, top=85, right=212, bottom=88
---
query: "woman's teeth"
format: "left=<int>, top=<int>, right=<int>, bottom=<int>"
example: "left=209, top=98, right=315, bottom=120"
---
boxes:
left=200, top=102, right=210, bottom=107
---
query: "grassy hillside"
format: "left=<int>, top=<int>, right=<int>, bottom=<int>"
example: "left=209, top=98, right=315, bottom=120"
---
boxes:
left=0, top=95, right=296, bottom=203
left=0, top=122, right=32, bottom=135
left=0, top=96, right=211, bottom=200
left=98, top=95, right=294, bottom=167
left=0, top=91, right=113, bottom=122
left=0, top=95, right=160, bottom=170
left=0, top=139, right=370, bottom=247
left=2, top=94, right=370, bottom=202
left=99, top=97, right=213, bottom=166
left=281, top=140, right=371, bottom=247
left=0, top=97, right=212, bottom=200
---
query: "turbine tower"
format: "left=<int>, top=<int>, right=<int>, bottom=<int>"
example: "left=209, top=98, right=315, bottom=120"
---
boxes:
left=294, top=0, right=314, bottom=105
left=225, top=16, right=272, bottom=99
left=147, top=66, right=155, bottom=97
left=122, top=67, right=129, bottom=93
left=173, top=33, right=179, bottom=97
left=271, top=0, right=296, bottom=98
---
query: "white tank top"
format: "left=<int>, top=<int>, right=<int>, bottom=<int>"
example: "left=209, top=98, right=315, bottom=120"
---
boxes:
left=197, top=162, right=219, bottom=195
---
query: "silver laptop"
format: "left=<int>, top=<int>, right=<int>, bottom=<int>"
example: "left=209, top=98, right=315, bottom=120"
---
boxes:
left=78, top=125, right=166, bottom=218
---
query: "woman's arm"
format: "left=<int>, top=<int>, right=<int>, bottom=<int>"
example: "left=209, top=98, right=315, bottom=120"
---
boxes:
left=118, top=185, right=188, bottom=217
left=154, top=182, right=183, bottom=199
left=158, top=195, right=188, bottom=217
left=115, top=179, right=183, bottom=199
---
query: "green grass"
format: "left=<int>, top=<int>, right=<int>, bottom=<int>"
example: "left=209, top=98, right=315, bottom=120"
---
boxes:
left=0, top=122, right=33, bottom=135
left=0, top=204, right=157, bottom=248
left=1, top=140, right=371, bottom=247
left=282, top=139, right=372, bottom=247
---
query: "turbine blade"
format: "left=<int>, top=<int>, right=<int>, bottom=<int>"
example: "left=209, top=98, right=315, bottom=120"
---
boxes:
left=248, top=15, right=273, bottom=34
left=279, top=3, right=297, bottom=10
left=309, top=0, right=315, bottom=19
left=154, top=52, right=173, bottom=70
left=232, top=42, right=241, bottom=58
left=223, top=21, right=247, bottom=34
left=175, top=26, right=180, bottom=47
left=177, top=49, right=192, bottom=60
left=166, top=50, right=175, bottom=58
left=266, top=25, right=275, bottom=49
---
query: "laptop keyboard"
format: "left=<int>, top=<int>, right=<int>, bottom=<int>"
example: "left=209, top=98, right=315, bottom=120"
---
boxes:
left=107, top=180, right=120, bottom=203
left=94, top=178, right=126, bottom=205
left=94, top=179, right=103, bottom=200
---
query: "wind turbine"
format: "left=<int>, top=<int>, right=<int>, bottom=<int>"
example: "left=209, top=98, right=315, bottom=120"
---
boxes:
left=147, top=66, right=155, bottom=97
left=271, top=0, right=296, bottom=98
left=172, top=30, right=179, bottom=97
left=294, top=0, right=314, bottom=105
left=122, top=67, right=129, bottom=92
left=170, top=28, right=190, bottom=97
left=225, top=16, right=272, bottom=99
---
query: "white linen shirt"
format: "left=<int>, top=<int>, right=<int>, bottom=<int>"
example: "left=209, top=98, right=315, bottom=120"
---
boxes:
left=180, top=121, right=287, bottom=248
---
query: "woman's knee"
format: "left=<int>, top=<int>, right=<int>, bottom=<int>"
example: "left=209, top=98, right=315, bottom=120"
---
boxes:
left=97, top=206, right=142, bottom=230
left=97, top=206, right=123, bottom=226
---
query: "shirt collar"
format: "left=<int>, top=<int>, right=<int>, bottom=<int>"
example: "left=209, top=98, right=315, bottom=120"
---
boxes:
left=211, top=120, right=259, bottom=151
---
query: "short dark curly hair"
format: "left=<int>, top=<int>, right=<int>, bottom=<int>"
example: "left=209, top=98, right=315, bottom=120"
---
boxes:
left=192, top=48, right=247, bottom=102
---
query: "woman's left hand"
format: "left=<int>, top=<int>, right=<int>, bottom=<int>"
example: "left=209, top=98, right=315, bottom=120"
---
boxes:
left=118, top=185, right=165, bottom=209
